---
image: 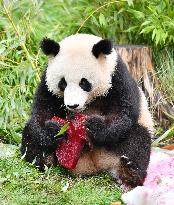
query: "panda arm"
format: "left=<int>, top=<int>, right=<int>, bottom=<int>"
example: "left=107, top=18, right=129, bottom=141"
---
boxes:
left=87, top=56, right=140, bottom=146
left=21, top=71, right=66, bottom=154
left=107, top=55, right=140, bottom=138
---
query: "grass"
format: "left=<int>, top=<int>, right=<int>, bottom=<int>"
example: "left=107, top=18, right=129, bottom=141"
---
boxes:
left=0, top=147, right=122, bottom=205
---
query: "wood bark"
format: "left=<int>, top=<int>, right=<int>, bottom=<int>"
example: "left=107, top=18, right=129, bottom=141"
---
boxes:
left=115, top=45, right=174, bottom=127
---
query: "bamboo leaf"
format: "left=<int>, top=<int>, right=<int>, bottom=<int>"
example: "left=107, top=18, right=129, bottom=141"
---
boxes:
left=99, top=13, right=106, bottom=27
left=152, top=127, right=174, bottom=147
left=127, top=0, right=133, bottom=6
left=54, top=123, right=69, bottom=138
left=128, top=9, right=145, bottom=19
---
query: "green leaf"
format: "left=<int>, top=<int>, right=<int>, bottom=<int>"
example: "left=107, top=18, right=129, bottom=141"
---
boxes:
left=128, top=9, right=145, bottom=19
left=152, top=29, right=157, bottom=40
left=127, top=0, right=133, bottom=6
left=99, top=13, right=106, bottom=27
left=152, top=126, right=174, bottom=147
left=140, top=25, right=154, bottom=34
left=0, top=47, right=5, bottom=54
left=124, top=26, right=138, bottom=32
left=117, top=8, right=125, bottom=15
left=54, top=123, right=69, bottom=138
left=141, top=20, right=151, bottom=26
left=91, top=15, right=99, bottom=27
left=155, top=32, right=161, bottom=45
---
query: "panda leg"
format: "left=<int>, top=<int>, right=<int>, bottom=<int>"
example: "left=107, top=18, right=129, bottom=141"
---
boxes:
left=116, top=124, right=151, bottom=187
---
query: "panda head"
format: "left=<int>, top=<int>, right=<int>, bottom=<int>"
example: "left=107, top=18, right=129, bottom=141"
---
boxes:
left=40, top=34, right=117, bottom=111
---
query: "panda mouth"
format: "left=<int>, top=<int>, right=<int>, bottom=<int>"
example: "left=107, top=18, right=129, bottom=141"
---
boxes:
left=66, top=106, right=86, bottom=113
left=67, top=108, right=84, bottom=112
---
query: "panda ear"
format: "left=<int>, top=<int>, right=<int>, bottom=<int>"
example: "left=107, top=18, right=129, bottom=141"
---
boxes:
left=92, top=39, right=113, bottom=58
left=40, top=38, right=60, bottom=56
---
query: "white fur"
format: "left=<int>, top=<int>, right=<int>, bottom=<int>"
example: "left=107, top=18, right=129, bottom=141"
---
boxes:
left=46, top=34, right=117, bottom=109
left=122, top=184, right=174, bottom=205
left=121, top=186, right=149, bottom=205
left=64, top=83, right=88, bottom=110
left=138, top=88, right=154, bottom=133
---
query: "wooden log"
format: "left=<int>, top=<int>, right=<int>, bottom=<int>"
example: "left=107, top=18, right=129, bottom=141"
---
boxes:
left=115, top=45, right=174, bottom=127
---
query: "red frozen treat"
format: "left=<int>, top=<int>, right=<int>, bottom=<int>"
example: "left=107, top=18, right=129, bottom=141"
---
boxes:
left=51, top=114, right=88, bottom=169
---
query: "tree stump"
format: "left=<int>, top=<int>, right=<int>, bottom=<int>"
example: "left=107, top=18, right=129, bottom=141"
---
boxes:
left=115, top=45, right=174, bottom=128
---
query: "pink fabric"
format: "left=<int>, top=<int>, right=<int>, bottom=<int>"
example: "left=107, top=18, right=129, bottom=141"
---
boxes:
left=144, top=152, right=174, bottom=189
left=121, top=151, right=174, bottom=205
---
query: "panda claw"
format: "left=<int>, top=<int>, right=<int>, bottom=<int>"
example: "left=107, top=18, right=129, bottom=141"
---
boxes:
left=121, top=155, right=129, bottom=160
left=121, top=155, right=129, bottom=163
left=121, top=155, right=133, bottom=167
left=127, top=161, right=132, bottom=165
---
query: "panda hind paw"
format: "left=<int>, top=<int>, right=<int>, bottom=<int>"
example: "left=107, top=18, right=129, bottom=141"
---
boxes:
left=120, top=155, right=144, bottom=187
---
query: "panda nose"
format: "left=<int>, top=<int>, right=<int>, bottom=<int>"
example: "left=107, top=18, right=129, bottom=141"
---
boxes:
left=67, top=104, right=79, bottom=109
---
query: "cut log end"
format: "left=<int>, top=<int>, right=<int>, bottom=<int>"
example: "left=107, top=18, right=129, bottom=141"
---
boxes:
left=115, top=45, right=174, bottom=127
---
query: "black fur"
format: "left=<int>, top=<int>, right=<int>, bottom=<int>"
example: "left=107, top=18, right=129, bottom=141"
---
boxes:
left=58, top=77, right=67, bottom=91
left=86, top=55, right=140, bottom=147
left=21, top=72, right=66, bottom=169
left=21, top=54, right=151, bottom=186
left=92, top=39, right=113, bottom=58
left=40, top=38, right=60, bottom=56
left=117, top=124, right=151, bottom=187
left=79, top=78, right=92, bottom=92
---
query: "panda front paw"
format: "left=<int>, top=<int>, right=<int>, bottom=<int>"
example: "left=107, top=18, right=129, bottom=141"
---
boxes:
left=86, top=115, right=106, bottom=146
left=41, top=120, right=66, bottom=151
left=45, top=120, right=62, bottom=136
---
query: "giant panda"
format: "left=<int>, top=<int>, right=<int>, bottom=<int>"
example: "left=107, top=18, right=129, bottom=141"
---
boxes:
left=21, top=33, right=153, bottom=187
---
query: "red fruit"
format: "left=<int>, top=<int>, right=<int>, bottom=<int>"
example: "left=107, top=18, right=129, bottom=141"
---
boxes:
left=51, top=114, right=88, bottom=169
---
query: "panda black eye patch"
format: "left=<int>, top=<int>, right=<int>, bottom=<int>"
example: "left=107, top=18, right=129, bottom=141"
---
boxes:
left=58, top=77, right=67, bottom=91
left=79, top=78, right=92, bottom=92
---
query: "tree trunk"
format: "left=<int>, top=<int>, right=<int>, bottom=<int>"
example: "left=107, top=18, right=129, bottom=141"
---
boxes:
left=115, top=45, right=174, bottom=127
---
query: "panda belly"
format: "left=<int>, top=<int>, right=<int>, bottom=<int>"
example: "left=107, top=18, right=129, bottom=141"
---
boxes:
left=72, top=148, right=120, bottom=178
